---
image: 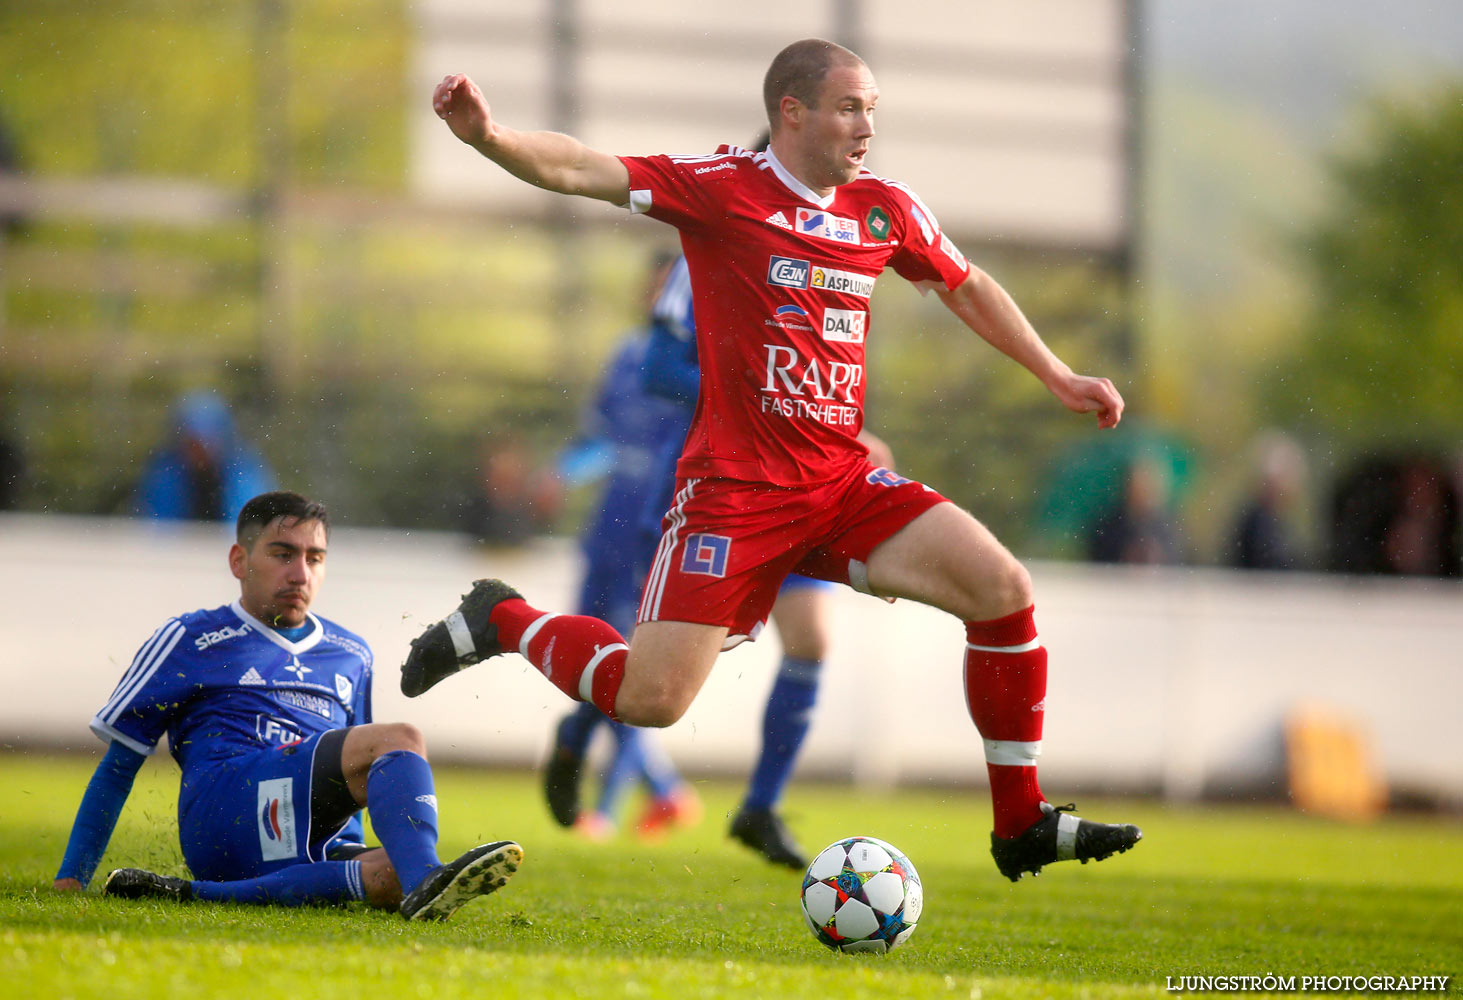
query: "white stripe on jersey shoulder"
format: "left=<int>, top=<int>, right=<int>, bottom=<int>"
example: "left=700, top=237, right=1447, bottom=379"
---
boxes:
left=97, top=618, right=187, bottom=732
left=762, top=148, right=834, bottom=209
left=230, top=599, right=325, bottom=654
left=668, top=146, right=759, bottom=166
left=873, top=175, right=944, bottom=239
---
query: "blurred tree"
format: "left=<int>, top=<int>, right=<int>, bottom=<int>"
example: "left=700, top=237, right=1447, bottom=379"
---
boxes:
left=1267, top=83, right=1463, bottom=450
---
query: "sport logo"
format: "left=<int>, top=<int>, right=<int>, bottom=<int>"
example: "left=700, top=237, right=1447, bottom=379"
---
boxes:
left=809, top=265, right=875, bottom=299
left=680, top=533, right=731, bottom=578
left=767, top=255, right=810, bottom=289
left=795, top=207, right=861, bottom=245
left=822, top=308, right=867, bottom=344
left=765, top=211, right=793, bottom=231
left=257, top=777, right=298, bottom=862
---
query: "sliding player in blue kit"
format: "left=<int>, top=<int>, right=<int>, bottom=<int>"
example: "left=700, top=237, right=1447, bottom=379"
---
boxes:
left=53, top=491, right=521, bottom=920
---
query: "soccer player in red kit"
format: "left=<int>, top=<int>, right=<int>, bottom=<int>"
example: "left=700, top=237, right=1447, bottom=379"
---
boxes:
left=408, top=38, right=1141, bottom=880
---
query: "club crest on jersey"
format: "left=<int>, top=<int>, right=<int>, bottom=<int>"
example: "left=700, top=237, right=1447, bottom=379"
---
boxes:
left=680, top=533, right=731, bottom=578
left=335, top=674, right=353, bottom=703
left=767, top=255, right=810, bottom=289
left=864, top=205, right=891, bottom=241
left=794, top=207, right=861, bottom=246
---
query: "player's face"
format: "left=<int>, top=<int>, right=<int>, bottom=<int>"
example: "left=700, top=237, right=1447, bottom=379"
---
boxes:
left=230, top=516, right=327, bottom=628
left=799, top=62, right=878, bottom=189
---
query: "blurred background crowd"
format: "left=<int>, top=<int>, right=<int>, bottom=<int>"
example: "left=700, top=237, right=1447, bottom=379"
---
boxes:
left=1, top=0, right=1460, bottom=579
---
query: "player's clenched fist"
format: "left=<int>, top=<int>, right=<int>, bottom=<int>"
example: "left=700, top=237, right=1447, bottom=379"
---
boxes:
left=432, top=74, right=494, bottom=149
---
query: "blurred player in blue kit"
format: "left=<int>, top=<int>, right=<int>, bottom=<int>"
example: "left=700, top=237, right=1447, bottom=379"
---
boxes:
left=546, top=247, right=894, bottom=868
left=52, top=491, right=521, bottom=920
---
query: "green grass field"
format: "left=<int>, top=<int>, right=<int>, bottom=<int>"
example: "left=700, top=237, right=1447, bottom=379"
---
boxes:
left=3, top=752, right=1459, bottom=999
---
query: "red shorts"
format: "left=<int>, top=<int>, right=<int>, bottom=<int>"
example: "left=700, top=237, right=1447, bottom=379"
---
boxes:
left=636, top=463, right=948, bottom=644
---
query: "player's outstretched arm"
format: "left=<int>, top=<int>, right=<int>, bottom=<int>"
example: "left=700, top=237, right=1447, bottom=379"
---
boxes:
left=432, top=73, right=630, bottom=205
left=52, top=741, right=145, bottom=891
left=937, top=267, right=1124, bottom=429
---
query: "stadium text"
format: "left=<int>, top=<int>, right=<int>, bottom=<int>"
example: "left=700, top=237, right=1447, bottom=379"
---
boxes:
left=1164, top=975, right=1451, bottom=993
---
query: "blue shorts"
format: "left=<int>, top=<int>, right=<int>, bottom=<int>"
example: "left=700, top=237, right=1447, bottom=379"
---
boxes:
left=177, top=729, right=364, bottom=881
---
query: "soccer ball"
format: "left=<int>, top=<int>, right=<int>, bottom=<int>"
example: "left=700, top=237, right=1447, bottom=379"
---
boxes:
left=800, top=836, right=922, bottom=954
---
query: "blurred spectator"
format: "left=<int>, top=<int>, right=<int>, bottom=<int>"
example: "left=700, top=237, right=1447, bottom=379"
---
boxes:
left=1227, top=431, right=1308, bottom=570
left=1329, top=454, right=1460, bottom=577
left=1087, top=454, right=1183, bottom=565
left=136, top=392, right=275, bottom=523
left=460, top=433, right=561, bottom=545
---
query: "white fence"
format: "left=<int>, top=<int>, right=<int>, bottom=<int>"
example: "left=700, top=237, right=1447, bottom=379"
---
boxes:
left=3, top=513, right=1460, bottom=805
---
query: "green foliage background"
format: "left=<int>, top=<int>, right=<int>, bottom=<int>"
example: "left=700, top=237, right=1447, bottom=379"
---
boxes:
left=3, top=3, right=1459, bottom=557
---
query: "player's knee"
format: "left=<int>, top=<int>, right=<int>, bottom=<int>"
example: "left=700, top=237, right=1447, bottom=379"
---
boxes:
left=989, top=555, right=1034, bottom=614
left=614, top=690, right=690, bottom=729
left=373, top=721, right=428, bottom=759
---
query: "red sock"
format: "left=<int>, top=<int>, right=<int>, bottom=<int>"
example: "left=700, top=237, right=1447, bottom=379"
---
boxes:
left=490, top=599, right=628, bottom=719
left=964, top=605, right=1048, bottom=839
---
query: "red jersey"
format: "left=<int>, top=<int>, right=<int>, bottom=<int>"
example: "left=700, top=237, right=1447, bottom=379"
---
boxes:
left=620, top=146, right=971, bottom=487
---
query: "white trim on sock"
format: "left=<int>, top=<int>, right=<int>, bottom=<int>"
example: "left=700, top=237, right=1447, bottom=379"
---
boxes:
left=578, top=643, right=628, bottom=702
left=983, top=738, right=1042, bottom=767
left=967, top=638, right=1041, bottom=654
left=517, top=612, right=561, bottom=659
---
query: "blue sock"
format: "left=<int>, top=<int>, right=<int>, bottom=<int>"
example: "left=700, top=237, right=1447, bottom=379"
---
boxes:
left=557, top=702, right=607, bottom=758
left=366, top=750, right=441, bottom=896
left=744, top=656, right=821, bottom=810
left=636, top=732, right=683, bottom=801
left=190, top=860, right=365, bottom=906
left=597, top=723, right=648, bottom=817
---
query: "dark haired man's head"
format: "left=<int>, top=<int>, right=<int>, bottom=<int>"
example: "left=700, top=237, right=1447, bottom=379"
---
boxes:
left=236, top=491, right=330, bottom=550
left=231, top=492, right=330, bottom=628
left=762, top=38, right=866, bottom=134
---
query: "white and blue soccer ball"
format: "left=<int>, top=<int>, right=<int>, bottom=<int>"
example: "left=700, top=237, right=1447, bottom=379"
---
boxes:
left=800, top=836, right=922, bottom=954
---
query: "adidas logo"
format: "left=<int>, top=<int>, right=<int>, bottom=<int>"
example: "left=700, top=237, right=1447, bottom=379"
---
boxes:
left=239, top=667, right=267, bottom=686
left=765, top=211, right=792, bottom=230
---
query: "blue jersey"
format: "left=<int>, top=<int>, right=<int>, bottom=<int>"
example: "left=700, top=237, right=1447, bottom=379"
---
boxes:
left=92, top=600, right=373, bottom=775
left=579, top=331, right=692, bottom=564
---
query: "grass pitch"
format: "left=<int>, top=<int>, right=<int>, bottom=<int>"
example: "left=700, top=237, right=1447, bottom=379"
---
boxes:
left=3, top=751, right=1459, bottom=999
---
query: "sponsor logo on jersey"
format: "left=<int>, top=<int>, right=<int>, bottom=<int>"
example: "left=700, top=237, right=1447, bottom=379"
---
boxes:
left=195, top=623, right=252, bottom=651
left=275, top=689, right=334, bottom=720
left=940, top=232, right=966, bottom=268
left=908, top=203, right=934, bottom=244
left=809, top=265, right=875, bottom=299
left=693, top=160, right=737, bottom=175
left=822, top=308, right=867, bottom=344
left=867, top=467, right=913, bottom=488
left=794, top=207, right=861, bottom=245
left=765, top=211, right=793, bottom=230
left=767, top=255, right=810, bottom=289
left=765, top=303, right=815, bottom=332
left=257, top=715, right=305, bottom=745
left=864, top=205, right=891, bottom=241
left=282, top=658, right=312, bottom=681
left=335, top=674, right=353, bottom=703
left=761, top=345, right=863, bottom=406
left=681, top=533, right=732, bottom=578
left=239, top=667, right=267, bottom=686
left=257, top=777, right=298, bottom=862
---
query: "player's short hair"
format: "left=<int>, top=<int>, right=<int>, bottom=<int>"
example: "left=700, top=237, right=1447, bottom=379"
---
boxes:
left=236, top=491, right=330, bottom=549
left=763, top=38, right=864, bottom=131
